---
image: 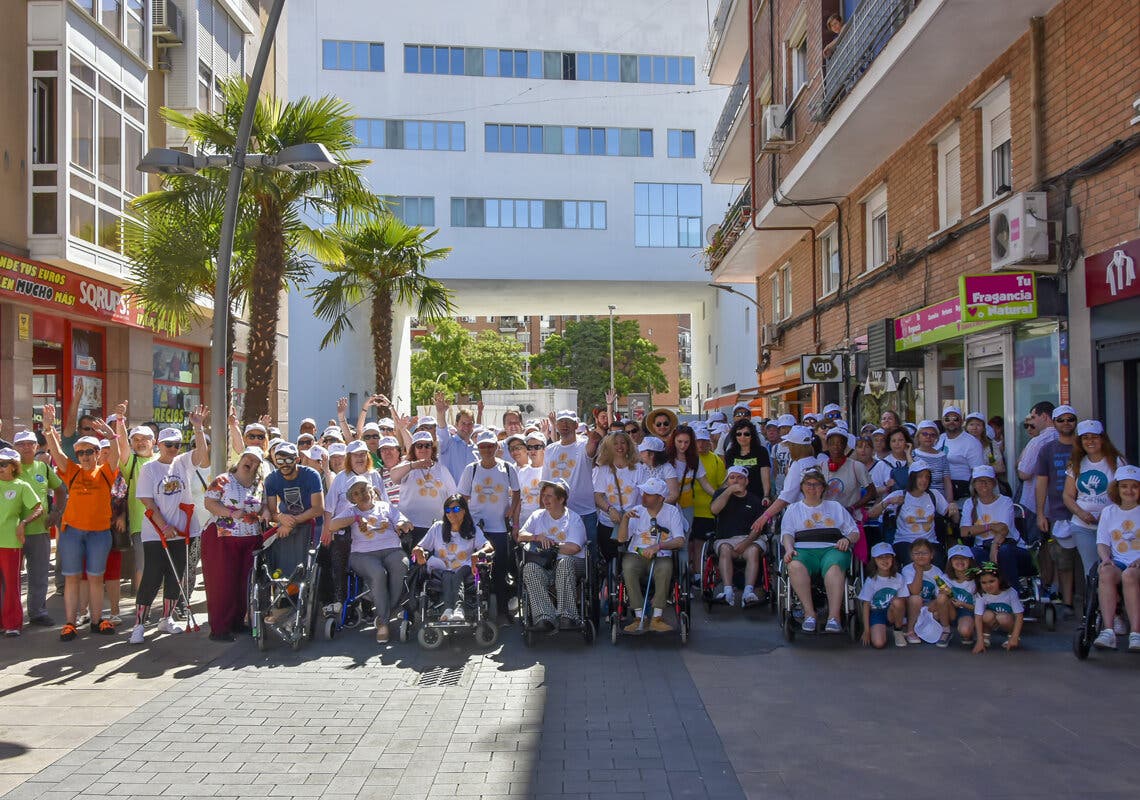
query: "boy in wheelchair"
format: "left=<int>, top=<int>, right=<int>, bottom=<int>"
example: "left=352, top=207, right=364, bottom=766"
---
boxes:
left=707, top=465, right=769, bottom=607
left=780, top=468, right=861, bottom=633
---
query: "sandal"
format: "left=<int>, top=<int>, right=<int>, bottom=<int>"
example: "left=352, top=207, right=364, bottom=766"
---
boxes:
left=59, top=623, right=78, bottom=642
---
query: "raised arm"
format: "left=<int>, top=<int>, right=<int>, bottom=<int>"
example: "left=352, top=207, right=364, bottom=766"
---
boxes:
left=228, top=404, right=243, bottom=458
left=40, top=404, right=68, bottom=469
left=188, top=405, right=210, bottom=469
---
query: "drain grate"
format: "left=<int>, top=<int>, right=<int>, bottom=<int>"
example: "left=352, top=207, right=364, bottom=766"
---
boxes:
left=415, top=665, right=466, bottom=687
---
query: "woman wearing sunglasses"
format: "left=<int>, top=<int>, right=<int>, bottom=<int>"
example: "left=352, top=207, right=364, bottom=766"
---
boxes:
left=518, top=432, right=547, bottom=523
left=390, top=430, right=458, bottom=541
left=412, top=494, right=494, bottom=623
left=130, top=417, right=209, bottom=645
left=723, top=418, right=771, bottom=501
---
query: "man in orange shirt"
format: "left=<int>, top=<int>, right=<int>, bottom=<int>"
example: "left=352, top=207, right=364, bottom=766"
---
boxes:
left=41, top=404, right=120, bottom=641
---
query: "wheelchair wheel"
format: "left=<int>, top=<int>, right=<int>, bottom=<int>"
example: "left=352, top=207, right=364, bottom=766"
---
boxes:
left=609, top=613, right=620, bottom=645
left=679, top=612, right=690, bottom=645
left=398, top=618, right=410, bottom=643
left=417, top=625, right=443, bottom=650
left=1043, top=603, right=1057, bottom=631
left=782, top=613, right=796, bottom=642
left=847, top=611, right=860, bottom=643
left=522, top=628, right=535, bottom=647
left=322, top=616, right=336, bottom=641
left=474, top=620, right=498, bottom=648
left=1073, top=626, right=1092, bottom=660
left=582, top=618, right=596, bottom=645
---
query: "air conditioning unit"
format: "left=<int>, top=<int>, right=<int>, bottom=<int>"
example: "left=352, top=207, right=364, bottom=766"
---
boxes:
left=989, top=191, right=1052, bottom=271
left=760, top=104, right=792, bottom=152
left=152, top=0, right=185, bottom=45
left=760, top=323, right=778, bottom=347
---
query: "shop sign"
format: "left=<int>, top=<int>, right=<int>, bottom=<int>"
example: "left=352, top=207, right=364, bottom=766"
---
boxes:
left=17, top=313, right=29, bottom=341
left=894, top=297, right=1004, bottom=351
left=1085, top=238, right=1140, bottom=308
left=0, top=251, right=179, bottom=335
left=801, top=353, right=844, bottom=383
left=958, top=272, right=1037, bottom=322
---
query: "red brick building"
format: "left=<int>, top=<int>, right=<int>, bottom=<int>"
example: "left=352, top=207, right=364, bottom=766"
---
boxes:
left=705, top=0, right=1139, bottom=462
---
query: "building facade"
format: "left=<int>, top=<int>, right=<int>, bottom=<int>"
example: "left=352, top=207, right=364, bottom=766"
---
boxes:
left=285, top=0, right=756, bottom=423
left=705, top=0, right=1138, bottom=462
left=0, top=0, right=286, bottom=438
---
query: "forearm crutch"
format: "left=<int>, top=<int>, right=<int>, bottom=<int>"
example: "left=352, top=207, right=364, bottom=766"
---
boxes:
left=145, top=508, right=200, bottom=632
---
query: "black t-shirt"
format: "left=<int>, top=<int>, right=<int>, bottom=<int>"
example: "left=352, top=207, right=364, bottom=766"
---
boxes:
left=712, top=489, right=764, bottom=539
left=725, top=447, right=771, bottom=497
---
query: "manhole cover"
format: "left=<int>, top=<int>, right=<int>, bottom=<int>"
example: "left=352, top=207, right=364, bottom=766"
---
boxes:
left=415, top=665, right=466, bottom=687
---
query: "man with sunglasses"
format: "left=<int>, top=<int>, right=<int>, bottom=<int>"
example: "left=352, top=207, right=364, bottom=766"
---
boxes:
left=1035, top=404, right=1080, bottom=612
left=821, top=403, right=844, bottom=424
left=937, top=405, right=985, bottom=502
left=265, top=441, right=326, bottom=579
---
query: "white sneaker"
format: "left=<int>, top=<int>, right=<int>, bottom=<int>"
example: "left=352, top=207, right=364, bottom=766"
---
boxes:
left=893, top=629, right=907, bottom=648
left=1129, top=632, right=1140, bottom=652
left=440, top=608, right=454, bottom=622
left=1113, top=615, right=1128, bottom=636
left=1093, top=629, right=1117, bottom=650
left=129, top=624, right=145, bottom=645
left=451, top=607, right=466, bottom=623
left=721, top=587, right=735, bottom=606
left=157, top=618, right=183, bottom=635
left=741, top=589, right=760, bottom=607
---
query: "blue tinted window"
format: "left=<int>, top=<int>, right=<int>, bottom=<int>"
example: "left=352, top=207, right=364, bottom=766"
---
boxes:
left=420, top=122, right=435, bottom=151
left=666, top=56, right=680, bottom=84
left=352, top=118, right=368, bottom=142
left=563, top=127, right=577, bottom=154
left=404, top=121, right=420, bottom=150
left=605, top=128, right=619, bottom=156
left=434, top=47, right=449, bottom=74
left=529, top=126, right=542, bottom=153
left=577, top=128, right=590, bottom=154
left=450, top=123, right=464, bottom=151
left=404, top=45, right=418, bottom=73
left=682, top=130, right=695, bottom=158
left=638, top=55, right=651, bottom=82
left=420, top=46, right=435, bottom=73
left=354, top=42, right=368, bottom=69
left=485, top=199, right=499, bottom=227
left=450, top=47, right=464, bottom=75
left=500, top=49, right=512, bottom=76
left=370, top=44, right=384, bottom=71
left=528, top=50, right=542, bottom=78
left=591, top=53, right=605, bottom=81
left=370, top=120, right=385, bottom=147
left=681, top=57, right=695, bottom=85
left=577, top=52, right=590, bottom=80
left=485, top=125, right=499, bottom=152
left=606, top=53, right=620, bottom=81
left=590, top=128, right=603, bottom=155
left=639, top=129, right=653, bottom=157
left=653, top=56, right=666, bottom=83
left=514, top=126, right=528, bottom=153
left=668, top=129, right=680, bottom=158
left=485, top=48, right=499, bottom=77
left=451, top=199, right=465, bottom=227
left=322, top=40, right=337, bottom=69
left=338, top=41, right=352, bottom=68
left=499, top=125, right=514, bottom=152
left=514, top=50, right=527, bottom=77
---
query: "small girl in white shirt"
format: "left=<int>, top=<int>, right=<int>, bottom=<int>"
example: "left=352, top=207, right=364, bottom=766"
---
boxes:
left=900, top=538, right=952, bottom=646
left=942, top=544, right=978, bottom=646
left=858, top=542, right=909, bottom=649
left=972, top=563, right=1024, bottom=653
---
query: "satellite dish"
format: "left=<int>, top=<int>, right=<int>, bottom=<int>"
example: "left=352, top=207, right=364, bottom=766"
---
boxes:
left=705, top=224, right=719, bottom=245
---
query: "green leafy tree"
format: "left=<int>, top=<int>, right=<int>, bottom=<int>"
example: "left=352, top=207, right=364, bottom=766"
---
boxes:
left=531, top=318, right=667, bottom=414
left=309, top=215, right=454, bottom=397
left=125, top=78, right=374, bottom=422
left=410, top=320, right=527, bottom=406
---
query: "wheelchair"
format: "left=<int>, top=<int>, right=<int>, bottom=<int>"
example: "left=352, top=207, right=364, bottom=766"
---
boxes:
left=698, top=533, right=776, bottom=613
left=516, top=543, right=600, bottom=647
left=405, top=557, right=498, bottom=650
left=316, top=567, right=378, bottom=641
left=775, top=528, right=863, bottom=643
left=1073, top=562, right=1137, bottom=659
left=606, top=546, right=691, bottom=645
left=248, top=529, right=321, bottom=652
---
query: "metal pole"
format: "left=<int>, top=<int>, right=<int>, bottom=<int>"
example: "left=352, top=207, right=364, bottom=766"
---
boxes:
left=608, top=305, right=616, bottom=405
left=209, top=0, right=287, bottom=480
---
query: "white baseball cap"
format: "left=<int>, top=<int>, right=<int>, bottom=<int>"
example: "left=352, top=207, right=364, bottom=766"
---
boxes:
left=417, top=416, right=438, bottom=429
left=377, top=436, right=400, bottom=449
left=305, top=445, right=328, bottom=460
left=780, top=426, right=814, bottom=446
left=822, top=403, right=842, bottom=415
left=916, top=419, right=939, bottom=433
left=908, top=462, right=932, bottom=474
left=538, top=477, right=570, bottom=495
left=1076, top=420, right=1104, bottom=437
left=13, top=431, right=37, bottom=445
left=638, top=436, right=665, bottom=453
left=965, top=412, right=986, bottom=424
left=157, top=427, right=183, bottom=443
left=942, top=406, right=963, bottom=418
left=327, top=443, right=347, bottom=456
left=637, top=477, right=667, bottom=496
left=1115, top=465, right=1140, bottom=483
left=345, top=440, right=368, bottom=454
left=129, top=426, right=154, bottom=439
left=525, top=432, right=547, bottom=445
left=0, top=448, right=19, bottom=462
left=947, top=544, right=974, bottom=560
left=378, top=417, right=396, bottom=429
left=411, top=430, right=434, bottom=444
left=776, top=414, right=796, bottom=428
left=299, top=417, right=316, bottom=428
left=475, top=430, right=498, bottom=446
left=362, top=422, right=381, bottom=433
left=1051, top=405, right=1077, bottom=420
left=555, top=409, right=578, bottom=422
left=322, top=427, right=344, bottom=441
left=870, top=542, right=894, bottom=559
left=76, top=436, right=102, bottom=450
left=238, top=446, right=265, bottom=463
left=695, top=428, right=711, bottom=442
left=971, top=465, right=996, bottom=481
left=274, top=441, right=299, bottom=456
left=707, top=411, right=728, bottom=424
left=243, top=423, right=267, bottom=435
left=726, top=465, right=749, bottom=479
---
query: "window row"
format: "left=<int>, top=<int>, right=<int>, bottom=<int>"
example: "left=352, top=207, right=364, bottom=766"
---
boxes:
left=352, top=119, right=466, bottom=151
left=403, top=45, right=695, bottom=85
left=450, top=198, right=607, bottom=230
left=667, top=129, right=696, bottom=159
left=385, top=196, right=435, bottom=227
left=484, top=124, right=653, bottom=157
left=73, top=0, right=146, bottom=61
left=634, top=183, right=702, bottom=248
left=322, top=40, right=385, bottom=72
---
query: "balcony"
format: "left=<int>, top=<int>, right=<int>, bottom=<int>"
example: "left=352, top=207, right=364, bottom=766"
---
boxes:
left=704, top=183, right=752, bottom=275
left=704, top=0, right=753, bottom=85
left=704, top=59, right=751, bottom=184
left=719, top=0, right=1063, bottom=280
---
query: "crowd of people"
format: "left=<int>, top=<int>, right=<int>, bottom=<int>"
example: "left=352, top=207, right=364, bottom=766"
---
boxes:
left=0, top=392, right=1136, bottom=654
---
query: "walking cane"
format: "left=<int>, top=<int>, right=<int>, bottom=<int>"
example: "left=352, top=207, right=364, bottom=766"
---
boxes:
left=144, top=508, right=201, bottom=632
left=638, top=520, right=665, bottom=633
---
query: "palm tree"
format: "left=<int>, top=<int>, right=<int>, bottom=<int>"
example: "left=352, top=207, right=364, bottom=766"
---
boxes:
left=309, top=214, right=455, bottom=396
left=126, top=78, right=375, bottom=422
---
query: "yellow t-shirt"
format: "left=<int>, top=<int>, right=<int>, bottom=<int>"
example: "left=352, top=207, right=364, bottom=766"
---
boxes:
left=693, top=452, right=726, bottom=519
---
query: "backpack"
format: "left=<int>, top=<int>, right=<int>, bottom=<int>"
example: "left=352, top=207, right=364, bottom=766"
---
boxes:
left=110, top=456, right=139, bottom=549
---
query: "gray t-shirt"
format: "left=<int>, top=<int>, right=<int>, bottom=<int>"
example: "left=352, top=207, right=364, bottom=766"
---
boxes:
left=1035, top=439, right=1073, bottom=522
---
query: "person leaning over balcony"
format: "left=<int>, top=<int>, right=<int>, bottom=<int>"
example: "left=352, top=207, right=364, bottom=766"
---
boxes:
left=823, top=13, right=845, bottom=60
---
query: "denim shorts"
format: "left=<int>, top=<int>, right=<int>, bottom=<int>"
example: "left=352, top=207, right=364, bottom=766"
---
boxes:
left=58, top=526, right=112, bottom=577
left=869, top=608, right=890, bottom=627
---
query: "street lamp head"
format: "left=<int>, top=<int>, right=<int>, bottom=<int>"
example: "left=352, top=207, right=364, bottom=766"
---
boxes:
left=267, top=143, right=339, bottom=173
left=608, top=305, right=616, bottom=312
left=137, top=148, right=201, bottom=175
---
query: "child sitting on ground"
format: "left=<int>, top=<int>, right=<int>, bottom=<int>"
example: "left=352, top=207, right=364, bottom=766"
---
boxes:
left=942, top=544, right=977, bottom=646
left=901, top=538, right=952, bottom=646
left=972, top=562, right=1024, bottom=653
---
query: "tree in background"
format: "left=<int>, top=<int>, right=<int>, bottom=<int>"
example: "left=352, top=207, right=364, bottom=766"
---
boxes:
left=410, top=320, right=527, bottom=406
left=309, top=215, right=454, bottom=397
left=531, top=317, right=668, bottom=415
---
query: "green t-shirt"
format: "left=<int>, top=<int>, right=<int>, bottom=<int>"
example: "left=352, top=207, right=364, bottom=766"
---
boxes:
left=19, top=460, right=62, bottom=536
left=123, top=453, right=157, bottom=534
left=0, top=477, right=40, bottom=548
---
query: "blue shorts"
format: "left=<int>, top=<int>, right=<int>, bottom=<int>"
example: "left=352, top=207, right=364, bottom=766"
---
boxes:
left=869, top=608, right=890, bottom=627
left=1113, top=559, right=1132, bottom=571
left=956, top=607, right=974, bottom=621
left=58, top=526, right=112, bottom=577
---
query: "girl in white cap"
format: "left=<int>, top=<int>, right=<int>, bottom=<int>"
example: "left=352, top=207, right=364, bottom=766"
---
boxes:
left=1092, top=465, right=1140, bottom=651
left=858, top=542, right=908, bottom=648
left=1063, top=419, right=1126, bottom=575
left=911, top=420, right=954, bottom=502
left=961, top=465, right=1027, bottom=586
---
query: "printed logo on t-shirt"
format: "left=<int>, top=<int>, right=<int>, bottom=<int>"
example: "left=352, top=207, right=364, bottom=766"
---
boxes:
left=522, top=479, right=540, bottom=505
left=1077, top=468, right=1109, bottom=497
left=802, top=510, right=837, bottom=528
left=548, top=523, right=568, bottom=542
left=952, top=587, right=974, bottom=604
left=3, top=490, right=16, bottom=500
left=474, top=476, right=503, bottom=505
left=826, top=477, right=845, bottom=501
left=920, top=580, right=937, bottom=602
left=987, top=602, right=1014, bottom=614
left=34, top=473, right=45, bottom=484
left=1109, top=519, right=1140, bottom=553
left=160, top=475, right=186, bottom=497
left=904, top=506, right=933, bottom=532
left=416, top=474, right=441, bottom=498
left=870, top=587, right=898, bottom=609
left=606, top=482, right=635, bottom=508
left=281, top=485, right=305, bottom=515
left=549, top=454, right=577, bottom=480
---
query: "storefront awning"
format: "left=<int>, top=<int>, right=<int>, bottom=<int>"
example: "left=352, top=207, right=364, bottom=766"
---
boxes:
left=703, top=386, right=762, bottom=411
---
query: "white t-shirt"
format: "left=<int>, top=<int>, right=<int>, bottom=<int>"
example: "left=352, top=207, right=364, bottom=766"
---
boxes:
left=592, top=464, right=641, bottom=527
left=780, top=499, right=858, bottom=548
left=636, top=461, right=678, bottom=486
left=1096, top=503, right=1140, bottom=567
left=946, top=576, right=977, bottom=608
left=542, top=439, right=595, bottom=516
left=398, top=463, right=458, bottom=528
left=135, top=453, right=201, bottom=542
left=1067, top=456, right=1126, bottom=526
left=186, top=463, right=213, bottom=529
left=777, top=455, right=829, bottom=505
left=974, top=587, right=1024, bottom=616
left=624, top=502, right=686, bottom=557
left=900, top=563, right=947, bottom=604
left=673, top=457, right=706, bottom=499
left=457, top=459, right=520, bottom=534
left=327, top=469, right=389, bottom=525
left=869, top=456, right=907, bottom=522
left=858, top=574, right=910, bottom=609
left=517, top=464, right=543, bottom=522
left=417, top=520, right=488, bottom=572
left=884, top=490, right=949, bottom=544
left=961, top=494, right=1020, bottom=545
left=938, top=431, right=985, bottom=482
left=824, top=459, right=871, bottom=508
left=520, top=507, right=588, bottom=560
left=336, top=499, right=402, bottom=553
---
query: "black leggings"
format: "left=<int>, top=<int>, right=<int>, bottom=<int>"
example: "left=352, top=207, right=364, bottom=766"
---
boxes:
left=137, top=538, right=187, bottom=609
left=485, top=531, right=516, bottom=613
left=326, top=534, right=351, bottom=605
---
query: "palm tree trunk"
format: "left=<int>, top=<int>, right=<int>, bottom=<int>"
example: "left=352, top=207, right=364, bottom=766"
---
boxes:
left=371, top=288, right=393, bottom=398
left=243, top=198, right=285, bottom=423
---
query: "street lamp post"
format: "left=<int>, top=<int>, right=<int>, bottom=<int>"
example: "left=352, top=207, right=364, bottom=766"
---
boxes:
left=607, top=305, right=616, bottom=415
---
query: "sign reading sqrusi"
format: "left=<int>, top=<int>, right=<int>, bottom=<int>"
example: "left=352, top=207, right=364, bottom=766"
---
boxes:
left=0, top=251, right=178, bottom=335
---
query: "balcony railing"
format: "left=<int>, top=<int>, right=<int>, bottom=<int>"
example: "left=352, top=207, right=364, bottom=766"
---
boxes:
left=704, top=59, right=750, bottom=173
left=808, top=0, right=918, bottom=123
left=702, top=0, right=737, bottom=71
left=704, top=182, right=751, bottom=272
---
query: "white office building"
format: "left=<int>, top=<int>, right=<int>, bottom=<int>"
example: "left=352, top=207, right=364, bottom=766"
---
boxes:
left=285, top=0, right=757, bottom=419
